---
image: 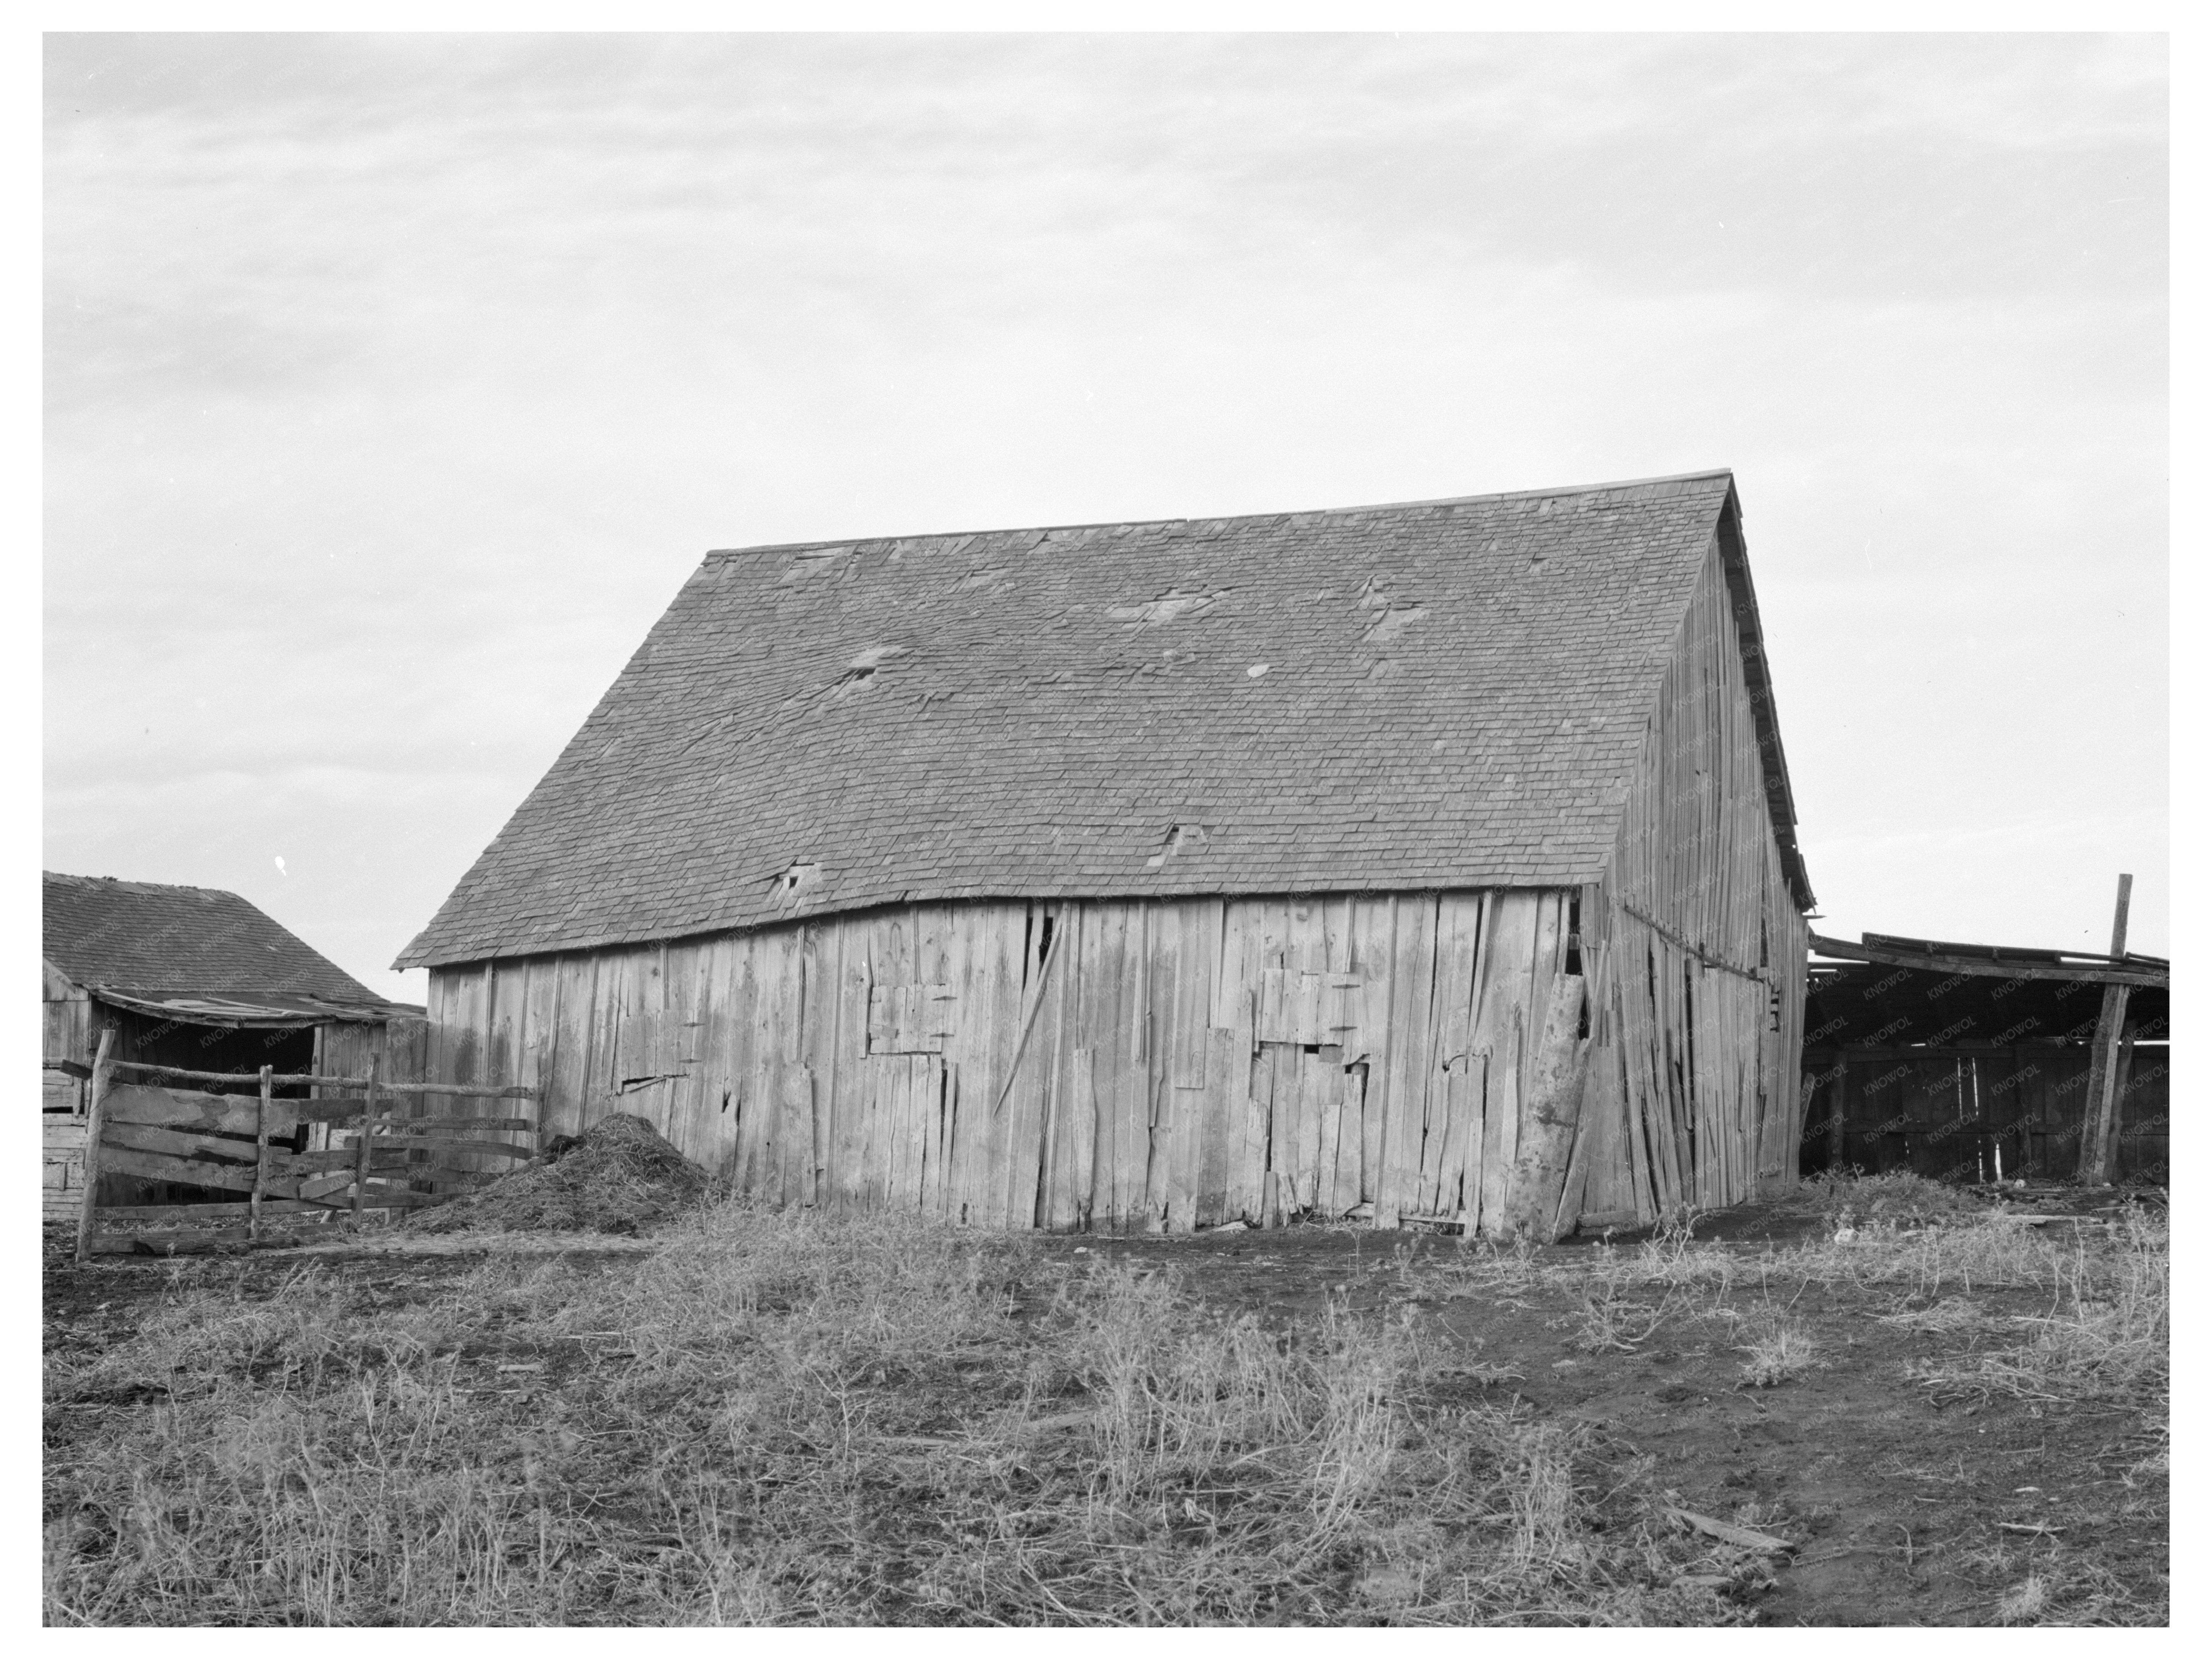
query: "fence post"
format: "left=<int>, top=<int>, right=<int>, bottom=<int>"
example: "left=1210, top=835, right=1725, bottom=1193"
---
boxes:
left=252, top=1064, right=273, bottom=1243
left=352, top=1049, right=381, bottom=1223
left=73, top=1027, right=116, bottom=1265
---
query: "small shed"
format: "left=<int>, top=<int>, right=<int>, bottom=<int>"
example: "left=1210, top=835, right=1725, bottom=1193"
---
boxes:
left=397, top=469, right=1816, bottom=1237
left=42, top=872, right=422, bottom=1217
left=1801, top=931, right=2169, bottom=1183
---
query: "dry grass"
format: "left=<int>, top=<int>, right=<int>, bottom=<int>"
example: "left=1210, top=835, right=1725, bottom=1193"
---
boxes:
left=46, top=1204, right=1750, bottom=1627
left=1871, top=1296, right=1990, bottom=1336
left=45, top=1175, right=2167, bottom=1626
left=1902, top=1203, right=2168, bottom=1409
left=1800, top=1169, right=1990, bottom=1230
left=1996, top=1573, right=2049, bottom=1625
left=1734, top=1311, right=1819, bottom=1388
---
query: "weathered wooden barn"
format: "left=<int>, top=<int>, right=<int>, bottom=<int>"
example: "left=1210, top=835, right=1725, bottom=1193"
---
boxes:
left=42, top=872, right=422, bottom=1217
left=397, top=469, right=1815, bottom=1236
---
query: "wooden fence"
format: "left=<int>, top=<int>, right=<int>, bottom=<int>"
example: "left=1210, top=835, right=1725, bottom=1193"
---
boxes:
left=58, top=1030, right=537, bottom=1260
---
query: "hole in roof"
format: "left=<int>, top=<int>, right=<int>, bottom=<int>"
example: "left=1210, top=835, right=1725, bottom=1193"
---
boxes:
left=771, top=862, right=823, bottom=899
left=830, top=644, right=904, bottom=696
left=1144, top=823, right=1209, bottom=870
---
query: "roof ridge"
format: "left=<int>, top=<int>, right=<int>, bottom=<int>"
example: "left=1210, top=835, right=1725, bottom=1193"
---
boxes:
left=704, top=468, right=1735, bottom=561
left=45, top=869, right=233, bottom=898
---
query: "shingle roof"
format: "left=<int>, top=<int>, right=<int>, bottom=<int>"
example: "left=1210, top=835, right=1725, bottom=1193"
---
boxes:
left=398, top=470, right=1807, bottom=969
left=44, top=872, right=387, bottom=1006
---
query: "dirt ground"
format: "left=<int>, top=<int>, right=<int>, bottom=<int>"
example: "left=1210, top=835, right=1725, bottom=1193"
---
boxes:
left=42, top=1186, right=2167, bottom=1627
left=1028, top=1196, right=2166, bottom=1627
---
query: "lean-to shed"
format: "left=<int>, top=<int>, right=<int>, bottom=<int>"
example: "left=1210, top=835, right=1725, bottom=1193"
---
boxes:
left=1800, top=931, right=2169, bottom=1184
left=43, top=872, right=422, bottom=1216
left=398, top=469, right=1815, bottom=1237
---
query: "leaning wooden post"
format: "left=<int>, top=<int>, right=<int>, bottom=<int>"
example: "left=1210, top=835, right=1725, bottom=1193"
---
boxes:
left=2104, top=1023, right=2139, bottom=1180
left=251, top=1064, right=273, bottom=1243
left=2076, top=874, right=2133, bottom=1185
left=73, top=1027, right=116, bottom=1266
left=352, top=1050, right=381, bottom=1223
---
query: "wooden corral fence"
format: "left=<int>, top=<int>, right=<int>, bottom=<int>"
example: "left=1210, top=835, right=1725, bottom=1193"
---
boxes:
left=55, top=1030, right=538, bottom=1260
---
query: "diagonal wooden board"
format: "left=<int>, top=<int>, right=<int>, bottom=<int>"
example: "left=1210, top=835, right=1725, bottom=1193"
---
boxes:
left=102, top=1082, right=299, bottom=1139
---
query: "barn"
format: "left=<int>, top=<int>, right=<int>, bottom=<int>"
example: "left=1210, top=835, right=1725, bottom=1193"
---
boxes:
left=43, top=871, right=422, bottom=1217
left=397, top=469, right=1815, bottom=1237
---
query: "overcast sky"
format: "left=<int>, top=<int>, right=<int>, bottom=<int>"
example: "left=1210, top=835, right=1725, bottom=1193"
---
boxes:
left=44, top=32, right=2167, bottom=1001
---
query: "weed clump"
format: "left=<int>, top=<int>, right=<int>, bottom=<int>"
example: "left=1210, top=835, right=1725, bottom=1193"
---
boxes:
left=1906, top=1202, right=2168, bottom=1407
left=1800, top=1170, right=1987, bottom=1231
left=1735, top=1311, right=1819, bottom=1388
left=409, top=1114, right=709, bottom=1237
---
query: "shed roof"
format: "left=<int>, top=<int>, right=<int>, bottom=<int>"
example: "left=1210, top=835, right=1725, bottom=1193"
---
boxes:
left=399, top=469, right=1810, bottom=969
left=1806, top=930, right=2169, bottom=1049
left=44, top=871, right=394, bottom=1014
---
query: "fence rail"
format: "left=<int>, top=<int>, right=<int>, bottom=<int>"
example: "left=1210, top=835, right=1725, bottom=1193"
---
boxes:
left=102, top=1059, right=535, bottom=1098
left=67, top=1037, right=538, bottom=1260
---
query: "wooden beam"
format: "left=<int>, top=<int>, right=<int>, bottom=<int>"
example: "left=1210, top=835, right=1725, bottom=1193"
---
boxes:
left=1828, top=1055, right=1846, bottom=1174
left=285, top=1148, right=419, bottom=1173
left=2099, top=1024, right=2139, bottom=1178
left=339, top=1133, right=535, bottom=1161
left=91, top=1199, right=338, bottom=1224
left=352, top=1115, right=534, bottom=1134
left=103, top=1082, right=299, bottom=1139
left=73, top=1027, right=115, bottom=1265
left=91, top=1145, right=254, bottom=1193
left=353, top=1049, right=380, bottom=1223
left=104, top=1060, right=535, bottom=1099
left=103, top=1121, right=262, bottom=1167
left=1809, top=931, right=2164, bottom=989
left=1493, top=973, right=1590, bottom=1242
left=2077, top=876, right=2134, bottom=1185
left=251, top=1065, right=271, bottom=1244
left=90, top=1145, right=370, bottom=1198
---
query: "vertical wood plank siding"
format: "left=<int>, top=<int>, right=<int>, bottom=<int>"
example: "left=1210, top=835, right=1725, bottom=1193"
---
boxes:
left=422, top=541, right=1806, bottom=1235
left=1580, top=539, right=1811, bottom=1221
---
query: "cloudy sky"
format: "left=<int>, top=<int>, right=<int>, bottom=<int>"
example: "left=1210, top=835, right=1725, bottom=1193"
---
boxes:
left=44, top=32, right=2167, bottom=1001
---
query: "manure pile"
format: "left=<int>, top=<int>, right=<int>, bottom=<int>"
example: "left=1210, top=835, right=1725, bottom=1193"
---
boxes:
left=408, top=1112, right=709, bottom=1236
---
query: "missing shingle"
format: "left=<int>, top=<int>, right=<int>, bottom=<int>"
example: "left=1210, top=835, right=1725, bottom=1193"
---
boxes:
left=830, top=644, right=904, bottom=696
left=771, top=862, right=823, bottom=899
left=1105, top=589, right=1224, bottom=627
left=1144, top=823, right=1210, bottom=870
left=1361, top=604, right=1427, bottom=646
